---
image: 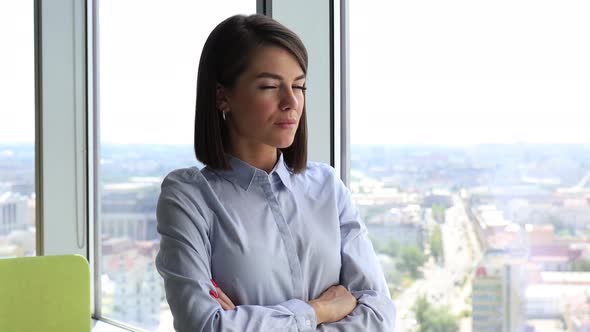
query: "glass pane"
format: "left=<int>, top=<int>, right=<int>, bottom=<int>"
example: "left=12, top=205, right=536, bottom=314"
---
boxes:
left=350, top=1, right=590, bottom=331
left=97, top=2, right=255, bottom=330
left=0, top=2, right=36, bottom=258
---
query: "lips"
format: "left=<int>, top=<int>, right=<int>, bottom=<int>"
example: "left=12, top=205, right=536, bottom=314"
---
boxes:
left=275, top=119, right=298, bottom=129
left=275, top=119, right=297, bottom=125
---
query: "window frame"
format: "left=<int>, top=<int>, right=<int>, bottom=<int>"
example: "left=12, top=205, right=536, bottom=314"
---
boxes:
left=35, top=0, right=89, bottom=259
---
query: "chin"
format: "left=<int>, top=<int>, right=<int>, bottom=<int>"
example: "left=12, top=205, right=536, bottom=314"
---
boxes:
left=274, top=137, right=296, bottom=149
left=276, top=142, right=294, bottom=149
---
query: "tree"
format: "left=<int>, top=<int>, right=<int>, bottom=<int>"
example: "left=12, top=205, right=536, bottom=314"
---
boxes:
left=369, top=237, right=400, bottom=258
left=419, top=310, right=459, bottom=332
left=386, top=270, right=402, bottom=285
left=573, top=259, right=590, bottom=272
left=430, top=225, right=443, bottom=262
left=383, top=239, right=401, bottom=258
left=549, top=215, right=574, bottom=236
left=413, top=296, right=459, bottom=332
left=369, top=235, right=383, bottom=253
left=413, top=295, right=430, bottom=323
left=432, top=204, right=446, bottom=223
left=363, top=204, right=393, bottom=221
left=398, top=246, right=426, bottom=278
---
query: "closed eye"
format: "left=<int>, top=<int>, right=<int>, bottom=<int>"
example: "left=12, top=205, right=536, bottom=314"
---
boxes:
left=294, top=86, right=307, bottom=91
left=260, top=86, right=278, bottom=90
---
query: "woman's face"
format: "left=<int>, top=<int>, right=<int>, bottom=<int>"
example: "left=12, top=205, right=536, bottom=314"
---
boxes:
left=221, top=45, right=305, bottom=152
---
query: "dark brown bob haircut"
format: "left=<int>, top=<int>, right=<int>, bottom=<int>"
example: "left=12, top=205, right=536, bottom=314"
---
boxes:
left=194, top=14, right=308, bottom=173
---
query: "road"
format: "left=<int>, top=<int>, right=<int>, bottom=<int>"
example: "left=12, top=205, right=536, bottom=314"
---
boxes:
left=393, top=195, right=483, bottom=332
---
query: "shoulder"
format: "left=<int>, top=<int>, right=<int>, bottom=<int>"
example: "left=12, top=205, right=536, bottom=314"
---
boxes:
left=156, top=168, right=216, bottom=238
left=303, top=161, right=353, bottom=199
left=157, top=167, right=218, bottom=224
left=304, top=161, right=337, bottom=177
left=158, top=167, right=221, bottom=206
left=290, top=161, right=342, bottom=198
left=296, top=161, right=338, bottom=185
left=160, top=167, right=206, bottom=192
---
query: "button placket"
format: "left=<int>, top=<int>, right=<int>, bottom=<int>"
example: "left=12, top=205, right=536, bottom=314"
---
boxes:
left=258, top=173, right=304, bottom=299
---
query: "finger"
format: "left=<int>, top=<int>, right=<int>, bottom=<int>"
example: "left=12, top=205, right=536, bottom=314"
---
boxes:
left=215, top=297, right=233, bottom=310
left=335, top=285, right=348, bottom=293
left=210, top=289, right=233, bottom=310
left=217, top=294, right=235, bottom=310
left=216, top=287, right=236, bottom=309
left=211, top=280, right=236, bottom=309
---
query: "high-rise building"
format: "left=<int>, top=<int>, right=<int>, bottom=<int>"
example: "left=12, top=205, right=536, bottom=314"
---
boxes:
left=103, top=240, right=161, bottom=329
left=100, top=181, right=159, bottom=241
left=366, top=205, right=425, bottom=249
left=472, top=249, right=527, bottom=332
left=101, top=212, right=157, bottom=241
left=0, top=192, right=28, bottom=236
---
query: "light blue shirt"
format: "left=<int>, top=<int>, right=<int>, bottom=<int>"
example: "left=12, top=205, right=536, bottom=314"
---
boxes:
left=156, top=153, right=396, bottom=331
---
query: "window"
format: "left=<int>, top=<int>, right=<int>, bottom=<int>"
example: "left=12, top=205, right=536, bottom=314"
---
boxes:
left=349, top=1, right=590, bottom=331
left=96, top=2, right=256, bottom=330
left=0, top=2, right=36, bottom=258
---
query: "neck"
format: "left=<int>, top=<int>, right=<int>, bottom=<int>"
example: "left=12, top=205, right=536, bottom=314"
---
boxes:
left=229, top=144, right=278, bottom=174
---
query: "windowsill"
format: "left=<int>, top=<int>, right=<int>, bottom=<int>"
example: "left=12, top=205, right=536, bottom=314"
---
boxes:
left=91, top=319, right=135, bottom=332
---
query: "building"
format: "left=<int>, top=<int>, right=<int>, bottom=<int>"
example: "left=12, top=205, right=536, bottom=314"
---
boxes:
left=101, top=212, right=158, bottom=241
left=423, top=189, right=452, bottom=208
left=100, top=180, right=160, bottom=241
left=525, top=284, right=590, bottom=318
left=0, top=243, right=23, bottom=257
left=525, top=224, right=555, bottom=246
left=525, top=272, right=590, bottom=331
left=472, top=249, right=527, bottom=332
left=563, top=293, right=590, bottom=332
left=366, top=205, right=425, bottom=249
left=102, top=239, right=162, bottom=330
left=529, top=245, right=582, bottom=272
left=470, top=204, right=526, bottom=251
left=0, top=192, right=29, bottom=236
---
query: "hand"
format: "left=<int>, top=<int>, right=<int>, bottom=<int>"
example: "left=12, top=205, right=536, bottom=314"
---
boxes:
left=210, top=280, right=236, bottom=310
left=308, top=285, right=357, bottom=325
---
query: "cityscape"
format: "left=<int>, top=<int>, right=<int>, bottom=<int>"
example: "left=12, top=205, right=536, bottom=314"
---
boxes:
left=1, top=143, right=589, bottom=332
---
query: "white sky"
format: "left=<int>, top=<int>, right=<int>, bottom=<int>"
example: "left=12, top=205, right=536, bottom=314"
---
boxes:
left=0, top=2, right=35, bottom=144
left=349, top=0, right=590, bottom=145
left=1, top=1, right=589, bottom=145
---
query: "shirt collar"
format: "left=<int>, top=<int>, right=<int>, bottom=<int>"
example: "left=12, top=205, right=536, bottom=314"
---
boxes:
left=273, top=152, right=293, bottom=191
left=215, top=152, right=293, bottom=191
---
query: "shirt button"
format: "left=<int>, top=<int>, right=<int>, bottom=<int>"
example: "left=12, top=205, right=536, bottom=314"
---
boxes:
left=305, top=319, right=311, bottom=326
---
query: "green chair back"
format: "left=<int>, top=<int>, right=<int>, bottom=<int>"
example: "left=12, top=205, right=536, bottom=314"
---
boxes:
left=0, top=254, right=91, bottom=332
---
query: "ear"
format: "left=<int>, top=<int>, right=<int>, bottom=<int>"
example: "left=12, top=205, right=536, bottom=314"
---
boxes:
left=216, top=83, right=229, bottom=112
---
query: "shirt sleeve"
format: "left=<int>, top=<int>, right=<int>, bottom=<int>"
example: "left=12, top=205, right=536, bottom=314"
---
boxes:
left=317, top=172, right=396, bottom=331
left=155, top=175, right=317, bottom=332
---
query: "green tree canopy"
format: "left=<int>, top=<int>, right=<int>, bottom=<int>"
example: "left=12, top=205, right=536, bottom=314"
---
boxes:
left=399, top=246, right=426, bottom=278
left=432, top=204, right=446, bottom=223
left=573, top=259, right=590, bottom=272
left=413, top=295, right=459, bottom=332
left=430, top=225, right=443, bottom=261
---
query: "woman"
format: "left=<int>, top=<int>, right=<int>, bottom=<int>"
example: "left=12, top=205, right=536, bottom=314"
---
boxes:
left=156, top=14, right=395, bottom=331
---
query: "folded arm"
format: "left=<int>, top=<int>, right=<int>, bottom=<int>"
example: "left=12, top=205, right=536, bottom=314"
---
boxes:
left=156, top=185, right=317, bottom=332
left=317, top=172, right=397, bottom=331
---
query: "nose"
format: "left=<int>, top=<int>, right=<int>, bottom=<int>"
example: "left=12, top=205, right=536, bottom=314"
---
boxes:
left=279, top=87, right=299, bottom=111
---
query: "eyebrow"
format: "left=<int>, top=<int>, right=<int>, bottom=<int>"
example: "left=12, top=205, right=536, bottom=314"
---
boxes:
left=255, top=72, right=306, bottom=81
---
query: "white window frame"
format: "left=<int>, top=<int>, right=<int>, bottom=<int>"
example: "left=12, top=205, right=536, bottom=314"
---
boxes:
left=271, top=0, right=337, bottom=168
left=35, top=0, right=89, bottom=258
left=269, top=0, right=349, bottom=183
